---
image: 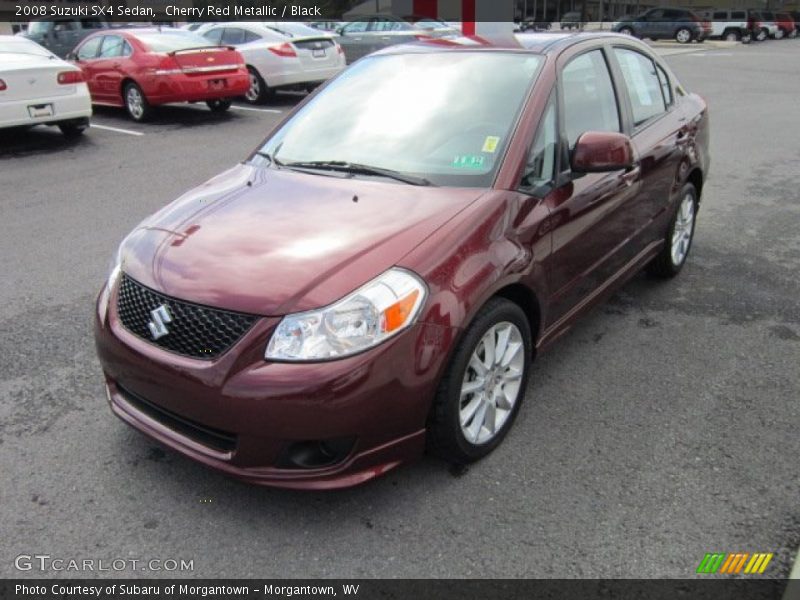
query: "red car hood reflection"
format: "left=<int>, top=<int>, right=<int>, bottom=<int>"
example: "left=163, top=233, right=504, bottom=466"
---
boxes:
left=121, top=163, right=484, bottom=316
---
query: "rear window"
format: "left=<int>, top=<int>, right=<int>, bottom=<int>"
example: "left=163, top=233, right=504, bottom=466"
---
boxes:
left=134, top=31, right=211, bottom=53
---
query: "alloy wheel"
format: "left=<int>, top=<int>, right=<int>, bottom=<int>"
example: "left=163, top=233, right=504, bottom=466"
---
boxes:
left=245, top=72, right=260, bottom=102
left=459, top=321, right=525, bottom=445
left=126, top=87, right=144, bottom=121
left=676, top=28, right=692, bottom=43
left=671, top=193, right=695, bottom=266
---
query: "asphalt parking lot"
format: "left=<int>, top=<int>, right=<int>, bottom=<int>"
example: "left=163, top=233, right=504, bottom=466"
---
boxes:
left=1, top=39, right=799, bottom=580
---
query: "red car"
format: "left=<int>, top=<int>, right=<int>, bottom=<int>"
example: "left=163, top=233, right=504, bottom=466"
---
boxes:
left=70, top=29, right=250, bottom=121
left=95, top=33, right=709, bottom=489
left=775, top=13, right=797, bottom=38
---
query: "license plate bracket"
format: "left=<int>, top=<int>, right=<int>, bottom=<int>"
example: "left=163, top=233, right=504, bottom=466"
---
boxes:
left=312, top=48, right=326, bottom=58
left=28, top=104, right=54, bottom=118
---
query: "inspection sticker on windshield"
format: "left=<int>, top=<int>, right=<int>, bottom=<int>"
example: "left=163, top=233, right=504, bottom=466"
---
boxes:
left=482, top=136, right=500, bottom=153
left=453, top=155, right=485, bottom=169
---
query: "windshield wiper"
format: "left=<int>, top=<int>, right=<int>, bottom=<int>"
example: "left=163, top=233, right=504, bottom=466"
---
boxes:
left=280, top=160, right=432, bottom=186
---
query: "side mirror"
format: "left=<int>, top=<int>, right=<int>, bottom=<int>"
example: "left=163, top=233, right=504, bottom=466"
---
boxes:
left=66, top=51, right=77, bottom=61
left=571, top=131, right=634, bottom=173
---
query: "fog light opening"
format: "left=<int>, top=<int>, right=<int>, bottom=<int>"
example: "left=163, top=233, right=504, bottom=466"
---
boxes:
left=279, top=437, right=356, bottom=470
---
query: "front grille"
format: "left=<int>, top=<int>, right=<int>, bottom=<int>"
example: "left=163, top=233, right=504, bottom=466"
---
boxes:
left=117, top=274, right=258, bottom=360
left=118, top=384, right=237, bottom=453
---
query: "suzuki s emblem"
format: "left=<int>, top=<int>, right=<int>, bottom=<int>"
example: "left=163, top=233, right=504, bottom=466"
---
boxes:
left=148, top=305, right=172, bottom=340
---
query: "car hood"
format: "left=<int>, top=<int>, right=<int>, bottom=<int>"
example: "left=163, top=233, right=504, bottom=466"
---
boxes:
left=121, top=163, right=484, bottom=316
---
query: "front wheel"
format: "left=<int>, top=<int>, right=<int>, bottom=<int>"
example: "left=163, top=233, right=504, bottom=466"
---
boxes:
left=647, top=183, right=698, bottom=278
left=741, top=32, right=752, bottom=44
left=619, top=26, right=634, bottom=36
left=756, top=28, right=768, bottom=41
left=774, top=28, right=785, bottom=39
left=427, top=298, right=532, bottom=464
left=675, top=27, right=693, bottom=43
left=724, top=30, right=741, bottom=41
left=123, top=82, right=152, bottom=122
left=206, top=99, right=232, bottom=113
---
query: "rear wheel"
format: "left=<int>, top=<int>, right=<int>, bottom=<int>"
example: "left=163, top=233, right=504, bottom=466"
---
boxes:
left=58, top=122, right=86, bottom=138
left=756, top=28, right=768, bottom=41
left=675, top=27, right=693, bottom=43
left=427, top=298, right=532, bottom=464
left=123, top=82, right=152, bottom=122
left=244, top=66, right=271, bottom=104
left=206, top=99, right=232, bottom=113
left=774, top=28, right=785, bottom=39
left=723, top=29, right=741, bottom=41
left=742, top=32, right=752, bottom=44
left=619, top=26, right=634, bottom=36
left=647, top=183, right=697, bottom=278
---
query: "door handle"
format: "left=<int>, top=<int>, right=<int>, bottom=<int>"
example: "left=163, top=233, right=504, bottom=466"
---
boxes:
left=621, top=165, right=641, bottom=186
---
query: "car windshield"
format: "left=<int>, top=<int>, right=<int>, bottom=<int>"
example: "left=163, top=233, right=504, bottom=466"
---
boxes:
left=134, top=31, right=211, bottom=52
left=26, top=21, right=50, bottom=35
left=257, top=51, right=543, bottom=188
left=0, top=37, right=51, bottom=56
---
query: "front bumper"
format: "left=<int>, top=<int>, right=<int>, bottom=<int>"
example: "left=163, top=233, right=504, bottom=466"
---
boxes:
left=94, top=283, right=455, bottom=489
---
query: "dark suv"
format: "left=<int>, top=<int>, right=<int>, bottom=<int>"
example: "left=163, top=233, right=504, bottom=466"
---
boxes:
left=613, top=8, right=710, bottom=43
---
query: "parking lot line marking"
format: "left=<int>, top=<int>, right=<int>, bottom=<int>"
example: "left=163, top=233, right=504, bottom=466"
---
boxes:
left=231, top=106, right=284, bottom=114
left=90, top=124, right=144, bottom=137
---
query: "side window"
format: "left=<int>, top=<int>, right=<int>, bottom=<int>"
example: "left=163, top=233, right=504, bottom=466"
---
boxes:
left=342, top=21, right=368, bottom=34
left=646, top=10, right=663, bottom=20
left=121, top=40, right=133, bottom=57
left=98, top=35, right=125, bottom=58
left=203, top=28, right=224, bottom=45
left=221, top=28, right=246, bottom=46
left=561, top=50, right=620, bottom=149
left=54, top=20, right=78, bottom=32
left=522, top=93, right=557, bottom=192
left=732, top=11, right=746, bottom=20
left=244, top=30, right=261, bottom=43
left=614, top=48, right=667, bottom=125
left=713, top=11, right=728, bottom=20
left=76, top=35, right=102, bottom=60
left=655, top=63, right=672, bottom=107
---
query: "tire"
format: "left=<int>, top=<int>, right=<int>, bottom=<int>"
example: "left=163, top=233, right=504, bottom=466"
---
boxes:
left=427, top=297, right=532, bottom=465
left=675, top=27, right=693, bottom=43
left=123, top=82, right=152, bottom=122
left=243, top=66, right=271, bottom=104
left=774, top=28, right=784, bottom=40
left=723, top=29, right=740, bottom=42
left=619, top=26, right=634, bottom=36
left=206, top=99, right=232, bottom=113
left=757, top=28, right=768, bottom=41
left=742, top=33, right=752, bottom=44
left=58, top=122, right=86, bottom=138
left=789, top=30, right=797, bottom=39
left=647, top=183, right=698, bottom=278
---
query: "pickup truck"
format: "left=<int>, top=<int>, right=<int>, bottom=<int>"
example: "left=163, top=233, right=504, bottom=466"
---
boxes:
left=22, top=18, right=111, bottom=57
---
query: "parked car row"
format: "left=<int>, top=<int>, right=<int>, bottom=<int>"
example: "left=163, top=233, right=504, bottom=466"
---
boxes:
left=612, top=7, right=798, bottom=44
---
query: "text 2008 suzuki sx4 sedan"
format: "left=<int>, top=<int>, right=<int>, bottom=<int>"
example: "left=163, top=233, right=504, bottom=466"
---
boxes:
left=95, top=33, right=709, bottom=489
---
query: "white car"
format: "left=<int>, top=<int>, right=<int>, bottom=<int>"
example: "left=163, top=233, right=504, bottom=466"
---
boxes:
left=0, top=35, right=92, bottom=136
left=201, top=22, right=346, bottom=104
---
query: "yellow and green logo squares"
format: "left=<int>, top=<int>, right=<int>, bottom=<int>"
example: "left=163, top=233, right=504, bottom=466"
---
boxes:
left=697, top=552, right=773, bottom=574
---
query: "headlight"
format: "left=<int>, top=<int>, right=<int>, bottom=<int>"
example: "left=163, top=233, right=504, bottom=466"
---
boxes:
left=266, top=268, right=427, bottom=361
left=106, top=239, right=127, bottom=292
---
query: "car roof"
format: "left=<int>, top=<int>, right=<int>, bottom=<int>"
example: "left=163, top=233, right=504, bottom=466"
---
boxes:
left=374, top=31, right=641, bottom=57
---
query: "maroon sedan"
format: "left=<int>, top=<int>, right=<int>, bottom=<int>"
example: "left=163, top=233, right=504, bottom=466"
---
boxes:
left=95, top=33, right=709, bottom=489
left=70, top=29, right=250, bottom=121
